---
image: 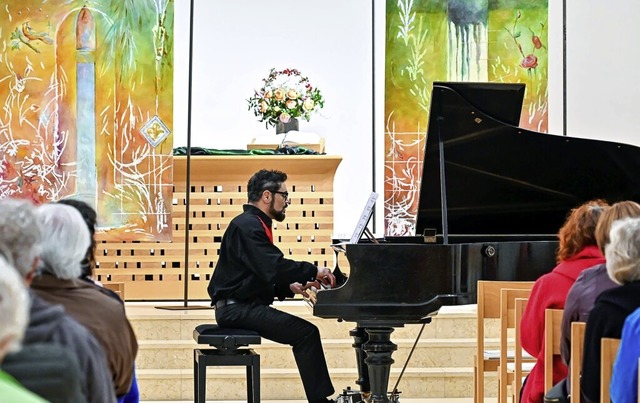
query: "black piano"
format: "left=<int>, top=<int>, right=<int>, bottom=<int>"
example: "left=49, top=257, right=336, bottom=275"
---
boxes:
left=313, top=82, right=640, bottom=402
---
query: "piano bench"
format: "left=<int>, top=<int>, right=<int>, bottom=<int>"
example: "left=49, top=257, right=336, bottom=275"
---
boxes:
left=193, top=324, right=261, bottom=403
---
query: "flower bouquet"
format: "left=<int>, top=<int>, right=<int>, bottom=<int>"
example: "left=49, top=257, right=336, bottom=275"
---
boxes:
left=247, top=68, right=325, bottom=130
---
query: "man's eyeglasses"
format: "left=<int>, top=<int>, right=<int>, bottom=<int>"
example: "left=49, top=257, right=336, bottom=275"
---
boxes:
left=272, top=191, right=290, bottom=200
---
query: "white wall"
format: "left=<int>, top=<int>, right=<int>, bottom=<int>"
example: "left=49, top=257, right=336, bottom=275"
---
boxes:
left=174, top=0, right=374, bottom=238
left=174, top=1, right=640, bottom=238
left=565, top=0, right=640, bottom=146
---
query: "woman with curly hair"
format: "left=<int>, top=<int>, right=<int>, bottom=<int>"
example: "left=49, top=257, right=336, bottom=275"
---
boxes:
left=519, top=199, right=609, bottom=403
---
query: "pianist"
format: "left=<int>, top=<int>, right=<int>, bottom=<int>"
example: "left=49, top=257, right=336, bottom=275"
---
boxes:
left=207, top=169, right=337, bottom=403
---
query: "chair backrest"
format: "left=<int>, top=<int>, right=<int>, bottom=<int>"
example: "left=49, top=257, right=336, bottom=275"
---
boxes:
left=478, top=280, right=536, bottom=345
left=600, top=337, right=620, bottom=403
left=475, top=280, right=534, bottom=402
left=544, top=308, right=565, bottom=392
left=500, top=288, right=534, bottom=396
left=570, top=321, right=586, bottom=403
left=103, top=282, right=125, bottom=301
left=512, top=297, right=531, bottom=403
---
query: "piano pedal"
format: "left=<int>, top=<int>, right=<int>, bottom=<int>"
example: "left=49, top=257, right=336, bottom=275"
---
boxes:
left=335, top=386, right=365, bottom=403
left=335, top=388, right=401, bottom=403
left=388, top=390, right=401, bottom=402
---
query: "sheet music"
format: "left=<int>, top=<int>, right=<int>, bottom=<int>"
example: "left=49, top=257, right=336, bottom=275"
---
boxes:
left=349, top=192, right=378, bottom=244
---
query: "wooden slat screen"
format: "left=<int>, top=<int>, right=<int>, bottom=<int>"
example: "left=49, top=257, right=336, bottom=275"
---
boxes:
left=95, top=155, right=342, bottom=300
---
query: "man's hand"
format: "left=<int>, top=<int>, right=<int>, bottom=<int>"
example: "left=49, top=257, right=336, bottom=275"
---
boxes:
left=316, top=267, right=336, bottom=288
left=289, top=281, right=320, bottom=303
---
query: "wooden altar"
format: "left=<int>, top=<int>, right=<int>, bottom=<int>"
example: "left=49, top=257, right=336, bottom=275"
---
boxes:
left=94, top=155, right=342, bottom=300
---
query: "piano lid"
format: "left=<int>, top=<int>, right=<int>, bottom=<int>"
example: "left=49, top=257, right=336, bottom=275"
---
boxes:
left=415, top=82, right=640, bottom=241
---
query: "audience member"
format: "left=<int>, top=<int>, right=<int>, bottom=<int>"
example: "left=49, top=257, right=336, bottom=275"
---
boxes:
left=610, top=306, right=640, bottom=403
left=0, top=255, right=48, bottom=402
left=57, top=198, right=98, bottom=281
left=520, top=200, right=608, bottom=403
left=58, top=198, right=139, bottom=403
left=31, top=203, right=138, bottom=398
left=581, top=217, right=640, bottom=403
left=0, top=198, right=116, bottom=402
left=557, top=201, right=640, bottom=398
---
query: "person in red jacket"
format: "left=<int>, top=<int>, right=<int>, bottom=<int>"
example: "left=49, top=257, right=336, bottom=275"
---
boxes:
left=520, top=199, right=609, bottom=403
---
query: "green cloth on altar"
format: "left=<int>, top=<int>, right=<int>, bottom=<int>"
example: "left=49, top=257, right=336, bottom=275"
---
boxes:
left=172, top=146, right=322, bottom=156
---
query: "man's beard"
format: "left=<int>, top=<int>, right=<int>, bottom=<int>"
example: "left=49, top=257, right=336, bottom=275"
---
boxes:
left=269, top=199, right=286, bottom=222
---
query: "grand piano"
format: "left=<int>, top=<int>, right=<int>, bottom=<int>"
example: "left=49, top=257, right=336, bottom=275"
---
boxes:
left=313, top=82, right=640, bottom=402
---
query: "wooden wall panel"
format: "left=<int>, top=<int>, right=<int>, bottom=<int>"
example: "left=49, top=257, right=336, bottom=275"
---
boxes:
left=95, top=155, right=342, bottom=300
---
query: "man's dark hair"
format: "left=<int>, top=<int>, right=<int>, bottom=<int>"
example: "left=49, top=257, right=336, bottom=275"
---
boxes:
left=57, top=199, right=97, bottom=279
left=247, top=169, right=287, bottom=202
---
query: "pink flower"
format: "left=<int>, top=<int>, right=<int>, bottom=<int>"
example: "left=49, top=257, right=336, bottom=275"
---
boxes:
left=520, top=54, right=538, bottom=69
left=264, top=90, right=273, bottom=99
left=287, top=89, right=299, bottom=99
left=279, top=112, right=291, bottom=123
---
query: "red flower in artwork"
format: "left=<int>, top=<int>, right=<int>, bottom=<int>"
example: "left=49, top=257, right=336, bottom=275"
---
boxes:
left=505, top=11, right=545, bottom=72
left=532, top=35, right=542, bottom=49
left=520, top=54, right=538, bottom=69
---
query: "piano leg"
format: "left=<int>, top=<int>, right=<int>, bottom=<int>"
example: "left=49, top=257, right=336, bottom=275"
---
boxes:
left=350, top=327, right=371, bottom=397
left=363, top=327, right=397, bottom=403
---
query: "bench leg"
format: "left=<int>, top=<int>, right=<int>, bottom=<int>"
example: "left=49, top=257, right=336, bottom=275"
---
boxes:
left=193, top=350, right=198, bottom=403
left=250, top=354, right=260, bottom=403
left=195, top=350, right=207, bottom=403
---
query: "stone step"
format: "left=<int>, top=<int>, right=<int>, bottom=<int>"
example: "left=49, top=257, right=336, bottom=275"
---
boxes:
left=137, top=337, right=500, bottom=370
left=126, top=302, right=496, bottom=341
left=126, top=301, right=503, bottom=401
left=136, top=367, right=489, bottom=401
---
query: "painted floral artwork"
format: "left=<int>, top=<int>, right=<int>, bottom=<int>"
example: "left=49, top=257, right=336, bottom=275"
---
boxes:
left=0, top=0, right=174, bottom=240
left=384, top=0, right=548, bottom=236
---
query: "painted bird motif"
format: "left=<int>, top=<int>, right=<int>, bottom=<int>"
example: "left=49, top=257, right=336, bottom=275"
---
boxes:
left=21, top=22, right=53, bottom=45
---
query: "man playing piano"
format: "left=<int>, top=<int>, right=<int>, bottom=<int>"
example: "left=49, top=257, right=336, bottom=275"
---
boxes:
left=207, top=169, right=337, bottom=403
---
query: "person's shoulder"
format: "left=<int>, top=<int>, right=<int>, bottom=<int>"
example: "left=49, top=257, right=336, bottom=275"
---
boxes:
left=74, top=280, right=127, bottom=311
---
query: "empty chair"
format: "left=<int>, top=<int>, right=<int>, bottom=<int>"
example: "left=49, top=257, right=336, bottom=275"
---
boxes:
left=474, top=280, right=534, bottom=403
left=499, top=288, right=534, bottom=403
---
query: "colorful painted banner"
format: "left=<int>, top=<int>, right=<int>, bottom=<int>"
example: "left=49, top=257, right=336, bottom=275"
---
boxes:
left=384, top=0, right=548, bottom=235
left=0, top=0, right=174, bottom=240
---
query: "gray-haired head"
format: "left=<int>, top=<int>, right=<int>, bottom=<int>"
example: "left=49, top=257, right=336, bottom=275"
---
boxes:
left=0, top=255, right=29, bottom=358
left=0, top=198, right=42, bottom=278
left=606, top=217, right=640, bottom=285
left=36, top=204, right=90, bottom=280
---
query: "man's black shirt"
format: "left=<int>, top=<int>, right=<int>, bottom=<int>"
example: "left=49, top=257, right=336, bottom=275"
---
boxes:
left=208, top=204, right=317, bottom=305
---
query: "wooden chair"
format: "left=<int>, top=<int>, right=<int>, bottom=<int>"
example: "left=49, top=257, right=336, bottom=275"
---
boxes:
left=600, top=337, right=620, bottom=403
left=510, top=297, right=535, bottom=403
left=499, top=288, right=534, bottom=403
left=475, top=280, right=534, bottom=403
left=544, top=308, right=564, bottom=393
left=570, top=321, right=586, bottom=403
left=103, top=282, right=125, bottom=301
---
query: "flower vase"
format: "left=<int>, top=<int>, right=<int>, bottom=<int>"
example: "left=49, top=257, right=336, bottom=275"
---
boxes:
left=276, top=118, right=299, bottom=134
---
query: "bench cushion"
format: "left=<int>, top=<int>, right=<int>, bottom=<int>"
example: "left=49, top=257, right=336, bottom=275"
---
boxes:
left=193, top=324, right=261, bottom=349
